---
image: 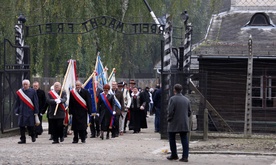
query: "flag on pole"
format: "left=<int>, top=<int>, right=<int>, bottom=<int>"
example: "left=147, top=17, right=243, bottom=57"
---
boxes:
left=83, top=73, right=97, bottom=114
left=95, top=55, right=107, bottom=90
left=107, top=68, right=121, bottom=110
left=108, top=68, right=116, bottom=86
left=113, top=95, right=122, bottom=110
left=62, top=59, right=78, bottom=106
left=54, top=59, right=77, bottom=123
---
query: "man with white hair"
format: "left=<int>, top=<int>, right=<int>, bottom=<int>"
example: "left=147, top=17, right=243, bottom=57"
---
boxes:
left=14, top=79, right=39, bottom=144
left=46, top=82, right=67, bottom=144
left=69, top=80, right=92, bottom=143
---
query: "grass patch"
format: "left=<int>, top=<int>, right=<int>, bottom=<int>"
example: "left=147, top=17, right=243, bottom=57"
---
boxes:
left=42, top=114, right=48, bottom=122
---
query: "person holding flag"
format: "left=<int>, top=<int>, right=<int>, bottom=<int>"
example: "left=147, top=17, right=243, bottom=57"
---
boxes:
left=97, top=84, right=116, bottom=140
left=69, top=80, right=92, bottom=143
left=86, top=79, right=102, bottom=138
left=46, top=82, right=67, bottom=144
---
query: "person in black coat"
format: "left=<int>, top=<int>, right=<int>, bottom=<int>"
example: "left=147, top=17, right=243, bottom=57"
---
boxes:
left=89, top=80, right=102, bottom=138
left=14, top=79, right=39, bottom=144
left=46, top=82, right=67, bottom=144
left=139, top=87, right=149, bottom=129
left=153, top=87, right=162, bottom=133
left=33, top=81, right=46, bottom=137
left=110, top=81, right=124, bottom=138
left=97, top=84, right=116, bottom=140
left=69, top=80, right=92, bottom=143
left=129, top=86, right=148, bottom=133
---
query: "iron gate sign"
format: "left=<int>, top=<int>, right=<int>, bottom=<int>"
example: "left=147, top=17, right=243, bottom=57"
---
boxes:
left=25, top=15, right=165, bottom=37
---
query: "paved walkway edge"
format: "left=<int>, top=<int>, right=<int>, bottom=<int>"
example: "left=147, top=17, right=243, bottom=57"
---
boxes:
left=189, top=151, right=276, bottom=156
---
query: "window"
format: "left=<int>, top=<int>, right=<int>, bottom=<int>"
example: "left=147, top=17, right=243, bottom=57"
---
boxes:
left=252, top=76, right=276, bottom=108
left=252, top=76, right=262, bottom=107
left=244, top=13, right=274, bottom=27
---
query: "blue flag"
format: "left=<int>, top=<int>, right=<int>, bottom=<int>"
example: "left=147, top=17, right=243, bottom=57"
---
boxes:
left=96, top=55, right=107, bottom=90
left=84, top=75, right=97, bottom=114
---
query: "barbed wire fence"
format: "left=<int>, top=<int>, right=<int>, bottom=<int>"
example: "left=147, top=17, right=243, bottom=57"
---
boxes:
left=186, top=0, right=276, bottom=136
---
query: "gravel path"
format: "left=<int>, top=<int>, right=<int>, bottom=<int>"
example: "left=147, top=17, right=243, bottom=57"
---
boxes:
left=1, top=115, right=276, bottom=165
left=0, top=116, right=171, bottom=165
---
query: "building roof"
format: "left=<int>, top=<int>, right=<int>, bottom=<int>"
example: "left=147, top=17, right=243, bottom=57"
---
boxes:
left=193, top=11, right=276, bottom=58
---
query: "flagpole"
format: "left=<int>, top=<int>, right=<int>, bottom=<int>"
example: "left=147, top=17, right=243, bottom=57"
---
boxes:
left=94, top=51, right=100, bottom=71
left=108, top=68, right=116, bottom=82
left=54, top=59, right=73, bottom=115
left=82, top=72, right=97, bottom=116
left=82, top=72, right=95, bottom=87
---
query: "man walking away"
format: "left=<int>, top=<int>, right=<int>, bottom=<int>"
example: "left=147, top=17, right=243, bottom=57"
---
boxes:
left=167, top=84, right=191, bottom=162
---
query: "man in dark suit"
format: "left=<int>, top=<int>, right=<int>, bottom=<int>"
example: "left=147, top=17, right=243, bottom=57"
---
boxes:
left=111, top=81, right=124, bottom=137
left=33, top=81, right=46, bottom=137
left=153, top=86, right=161, bottom=133
left=90, top=80, right=102, bottom=138
left=167, top=84, right=191, bottom=162
left=69, top=80, right=92, bottom=143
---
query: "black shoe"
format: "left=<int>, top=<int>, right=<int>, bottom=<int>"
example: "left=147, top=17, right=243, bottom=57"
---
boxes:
left=32, top=136, right=36, bottom=142
left=90, top=135, right=95, bottom=138
left=60, top=137, right=64, bottom=142
left=72, top=141, right=78, bottom=143
left=167, top=156, right=179, bottom=160
left=123, top=130, right=126, bottom=133
left=106, top=134, right=109, bottom=139
left=96, top=132, right=100, bottom=137
left=100, top=132, right=104, bottom=140
left=179, top=158, right=188, bottom=162
left=52, top=141, right=59, bottom=144
left=18, top=140, right=26, bottom=144
left=81, top=140, right=86, bottom=143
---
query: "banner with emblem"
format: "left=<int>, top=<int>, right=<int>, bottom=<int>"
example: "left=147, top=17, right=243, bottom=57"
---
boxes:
left=95, top=54, right=107, bottom=90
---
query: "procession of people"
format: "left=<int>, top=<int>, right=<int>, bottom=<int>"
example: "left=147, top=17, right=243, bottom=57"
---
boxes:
left=13, top=76, right=191, bottom=163
left=14, top=79, right=159, bottom=144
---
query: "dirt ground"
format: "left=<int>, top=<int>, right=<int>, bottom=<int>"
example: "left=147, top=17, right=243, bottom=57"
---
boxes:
left=190, top=133, right=276, bottom=154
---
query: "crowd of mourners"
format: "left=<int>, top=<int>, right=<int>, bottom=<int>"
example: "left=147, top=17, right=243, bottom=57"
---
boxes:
left=14, top=79, right=162, bottom=144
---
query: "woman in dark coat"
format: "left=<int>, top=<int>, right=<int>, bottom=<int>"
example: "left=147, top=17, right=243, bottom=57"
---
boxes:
left=97, top=84, right=116, bottom=140
left=129, top=86, right=147, bottom=133
left=139, top=87, right=149, bottom=129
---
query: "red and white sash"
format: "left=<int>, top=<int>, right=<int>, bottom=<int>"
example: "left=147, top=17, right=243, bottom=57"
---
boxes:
left=71, top=89, right=87, bottom=110
left=16, top=89, right=34, bottom=110
left=49, top=90, right=66, bottom=111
